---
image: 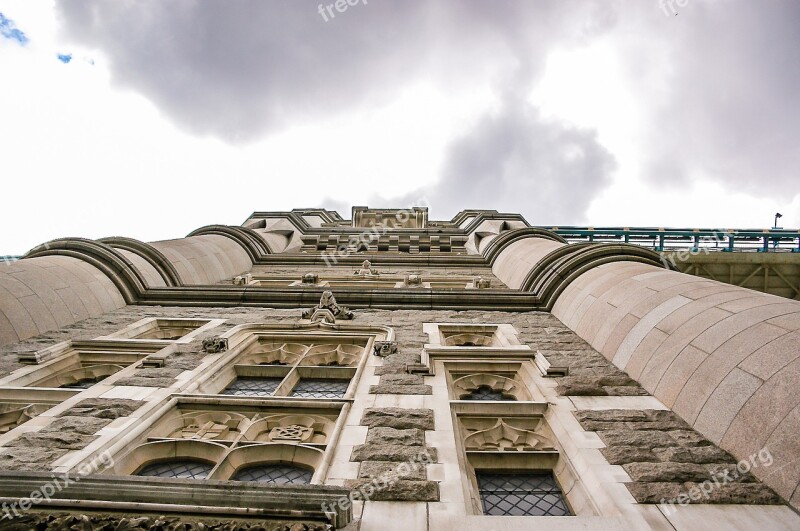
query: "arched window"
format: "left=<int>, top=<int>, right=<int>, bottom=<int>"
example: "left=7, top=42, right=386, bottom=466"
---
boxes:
left=232, top=463, right=312, bottom=484
left=135, top=459, right=213, bottom=479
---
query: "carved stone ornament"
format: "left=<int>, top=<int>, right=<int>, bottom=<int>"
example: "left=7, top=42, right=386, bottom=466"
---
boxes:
left=472, top=276, right=491, bottom=289
left=233, top=273, right=253, bottom=286
left=302, top=272, right=320, bottom=284
left=202, top=337, right=229, bottom=353
left=354, top=259, right=379, bottom=276
left=373, top=341, right=398, bottom=357
left=268, top=424, right=315, bottom=442
left=180, top=420, right=231, bottom=440
left=464, top=418, right=556, bottom=452
left=404, top=274, right=423, bottom=287
left=302, top=290, right=354, bottom=320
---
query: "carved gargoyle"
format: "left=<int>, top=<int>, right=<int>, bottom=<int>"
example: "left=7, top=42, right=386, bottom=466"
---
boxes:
left=202, top=337, right=229, bottom=353
left=302, top=290, right=354, bottom=320
left=373, top=341, right=398, bottom=356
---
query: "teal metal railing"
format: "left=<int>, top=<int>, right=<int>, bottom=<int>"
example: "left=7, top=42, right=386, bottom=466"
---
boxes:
left=535, top=227, right=800, bottom=252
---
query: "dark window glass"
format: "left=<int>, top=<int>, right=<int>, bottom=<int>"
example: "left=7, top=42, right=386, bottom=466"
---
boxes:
left=232, top=464, right=313, bottom=484
left=477, top=472, right=570, bottom=516
left=136, top=460, right=212, bottom=479
left=222, top=377, right=283, bottom=397
left=290, top=379, right=349, bottom=398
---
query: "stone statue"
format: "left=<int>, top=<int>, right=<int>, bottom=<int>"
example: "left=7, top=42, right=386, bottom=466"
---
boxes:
left=354, top=259, right=378, bottom=276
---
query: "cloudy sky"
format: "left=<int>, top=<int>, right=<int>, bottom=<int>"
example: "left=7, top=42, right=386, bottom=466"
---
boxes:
left=1, top=0, right=798, bottom=255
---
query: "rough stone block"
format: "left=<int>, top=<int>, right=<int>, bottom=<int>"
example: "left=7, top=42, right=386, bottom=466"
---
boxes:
left=598, top=430, right=677, bottom=449
left=358, top=460, right=427, bottom=481
left=369, top=384, right=432, bottom=395
left=380, top=374, right=424, bottom=385
left=361, top=408, right=435, bottom=430
left=7, top=417, right=109, bottom=450
left=623, top=462, right=711, bottom=483
left=350, top=444, right=437, bottom=463
left=343, top=479, right=439, bottom=502
left=653, top=446, right=732, bottom=464
left=59, top=399, right=143, bottom=420
left=601, top=446, right=660, bottom=465
left=667, top=430, right=712, bottom=447
left=365, top=427, right=424, bottom=446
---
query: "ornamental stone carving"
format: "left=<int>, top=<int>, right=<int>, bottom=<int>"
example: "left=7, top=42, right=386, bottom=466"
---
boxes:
left=373, top=341, right=398, bottom=357
left=302, top=291, right=354, bottom=321
left=464, top=418, right=556, bottom=452
left=268, top=424, right=315, bottom=442
left=354, top=260, right=378, bottom=276
left=202, top=337, right=229, bottom=353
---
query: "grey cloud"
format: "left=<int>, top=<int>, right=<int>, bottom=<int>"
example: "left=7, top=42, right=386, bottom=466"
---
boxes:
left=383, top=97, right=616, bottom=224
left=56, top=0, right=591, bottom=142
left=638, top=2, right=800, bottom=193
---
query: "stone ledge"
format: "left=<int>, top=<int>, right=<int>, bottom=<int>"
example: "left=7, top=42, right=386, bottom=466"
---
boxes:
left=3, top=513, right=329, bottom=531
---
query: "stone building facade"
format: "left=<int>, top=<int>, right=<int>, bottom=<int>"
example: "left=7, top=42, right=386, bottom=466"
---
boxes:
left=0, top=207, right=798, bottom=530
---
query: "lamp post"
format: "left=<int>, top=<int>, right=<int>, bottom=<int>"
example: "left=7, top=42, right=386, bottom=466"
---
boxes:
left=773, top=212, right=783, bottom=229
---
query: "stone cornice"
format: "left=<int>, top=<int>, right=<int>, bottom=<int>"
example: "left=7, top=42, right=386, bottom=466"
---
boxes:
left=23, top=238, right=148, bottom=304
left=0, top=471, right=351, bottom=528
left=186, top=225, right=272, bottom=261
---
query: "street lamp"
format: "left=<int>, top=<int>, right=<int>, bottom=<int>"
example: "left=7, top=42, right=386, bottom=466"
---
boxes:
left=773, top=212, right=783, bottom=229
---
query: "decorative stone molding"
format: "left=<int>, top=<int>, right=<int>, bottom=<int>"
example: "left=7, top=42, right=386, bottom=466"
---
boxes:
left=452, top=373, right=529, bottom=401
left=202, top=337, right=229, bottom=353
left=464, top=418, right=556, bottom=451
left=301, top=291, right=354, bottom=321
left=0, top=472, right=350, bottom=529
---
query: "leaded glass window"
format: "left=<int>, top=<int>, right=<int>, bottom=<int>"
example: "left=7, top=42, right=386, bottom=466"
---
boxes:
left=222, top=377, right=283, bottom=397
left=136, top=460, right=212, bottom=479
left=232, top=464, right=313, bottom=484
left=477, top=472, right=570, bottom=516
left=290, top=379, right=349, bottom=398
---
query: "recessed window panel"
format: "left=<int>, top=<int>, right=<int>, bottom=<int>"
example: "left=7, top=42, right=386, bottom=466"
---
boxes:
left=136, top=460, right=212, bottom=479
left=477, top=472, right=570, bottom=516
left=232, top=464, right=313, bottom=484
left=290, top=379, right=349, bottom=399
left=222, top=377, right=283, bottom=397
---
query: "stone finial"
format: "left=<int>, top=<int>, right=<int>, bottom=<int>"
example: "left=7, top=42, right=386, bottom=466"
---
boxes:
left=373, top=341, right=398, bottom=356
left=302, top=272, right=320, bottom=284
left=354, top=259, right=378, bottom=276
left=202, top=337, right=228, bottom=353
left=302, top=290, right=354, bottom=321
left=472, top=276, right=491, bottom=289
